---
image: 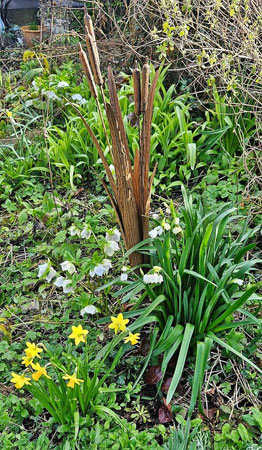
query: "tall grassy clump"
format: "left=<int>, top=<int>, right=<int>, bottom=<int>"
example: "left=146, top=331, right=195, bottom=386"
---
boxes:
left=118, top=188, right=262, bottom=414
left=74, top=13, right=159, bottom=268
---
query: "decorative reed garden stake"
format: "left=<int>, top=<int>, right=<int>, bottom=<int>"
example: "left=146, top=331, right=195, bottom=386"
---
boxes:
left=78, top=14, right=159, bottom=268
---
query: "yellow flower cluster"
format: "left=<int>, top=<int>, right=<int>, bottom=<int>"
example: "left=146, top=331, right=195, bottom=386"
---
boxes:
left=11, top=325, right=89, bottom=390
left=108, top=313, right=140, bottom=346
left=10, top=319, right=138, bottom=393
left=23, top=50, right=35, bottom=62
left=11, top=342, right=47, bottom=389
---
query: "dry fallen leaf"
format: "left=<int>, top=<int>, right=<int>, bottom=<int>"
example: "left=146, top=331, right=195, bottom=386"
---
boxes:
left=145, top=365, right=163, bottom=385
left=158, top=404, right=173, bottom=424
left=161, top=377, right=172, bottom=393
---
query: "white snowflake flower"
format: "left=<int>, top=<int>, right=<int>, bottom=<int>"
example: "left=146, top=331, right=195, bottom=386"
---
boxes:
left=173, top=226, right=182, bottom=235
left=81, top=225, right=91, bottom=239
left=143, top=273, right=163, bottom=284
left=149, top=225, right=163, bottom=239
left=164, top=222, right=171, bottom=231
left=57, top=81, right=69, bottom=88
left=109, top=164, right=115, bottom=175
left=156, top=274, right=163, bottom=283
left=80, top=305, right=98, bottom=316
left=120, top=266, right=128, bottom=282
left=106, top=228, right=121, bottom=242
left=89, top=259, right=112, bottom=277
left=152, top=213, right=159, bottom=219
left=60, top=261, right=76, bottom=275
left=120, top=273, right=128, bottom=282
left=174, top=217, right=180, bottom=225
left=231, top=279, right=244, bottom=286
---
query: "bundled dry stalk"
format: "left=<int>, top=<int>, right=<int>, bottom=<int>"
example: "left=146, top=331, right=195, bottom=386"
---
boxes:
left=141, top=58, right=150, bottom=113
left=133, top=61, right=141, bottom=116
left=78, top=13, right=159, bottom=267
left=79, top=44, right=98, bottom=99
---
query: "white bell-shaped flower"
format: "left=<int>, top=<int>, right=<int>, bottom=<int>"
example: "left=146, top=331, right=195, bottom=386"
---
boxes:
left=57, top=81, right=69, bottom=88
left=54, top=276, right=66, bottom=287
left=143, top=273, right=163, bottom=284
left=44, top=90, right=59, bottom=100
left=46, top=267, right=57, bottom=283
left=62, top=280, right=74, bottom=293
left=81, top=225, right=91, bottom=239
left=149, top=225, right=163, bottom=239
left=120, top=265, right=128, bottom=282
left=69, top=225, right=81, bottom=237
left=89, top=259, right=112, bottom=278
left=38, top=263, right=48, bottom=278
left=173, top=226, right=182, bottom=235
left=60, top=261, right=76, bottom=275
left=71, top=93, right=87, bottom=105
left=104, top=240, right=119, bottom=256
left=54, top=276, right=74, bottom=293
left=109, top=164, right=115, bottom=175
left=37, top=263, right=57, bottom=282
left=120, top=273, right=128, bottom=282
left=105, top=229, right=121, bottom=243
left=80, top=305, right=98, bottom=316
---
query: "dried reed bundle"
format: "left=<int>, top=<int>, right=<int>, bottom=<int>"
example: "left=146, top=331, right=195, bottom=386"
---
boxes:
left=85, top=32, right=103, bottom=86
left=78, top=16, right=159, bottom=267
left=79, top=44, right=97, bottom=99
left=141, top=58, right=150, bottom=113
left=133, top=62, right=141, bottom=116
left=84, top=13, right=101, bottom=82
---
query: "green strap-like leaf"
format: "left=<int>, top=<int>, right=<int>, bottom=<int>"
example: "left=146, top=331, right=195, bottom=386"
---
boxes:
left=166, top=323, right=195, bottom=404
left=207, top=332, right=262, bottom=374
left=134, top=328, right=159, bottom=387
left=207, top=286, right=257, bottom=331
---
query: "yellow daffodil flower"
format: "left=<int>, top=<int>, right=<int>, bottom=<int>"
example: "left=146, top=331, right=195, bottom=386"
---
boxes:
left=124, top=332, right=141, bottom=345
left=25, top=342, right=43, bottom=359
left=22, top=355, right=33, bottom=367
left=69, top=325, right=89, bottom=345
left=31, top=363, right=51, bottom=381
left=11, top=372, right=31, bottom=389
left=108, top=313, right=129, bottom=334
left=63, top=372, right=83, bottom=389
